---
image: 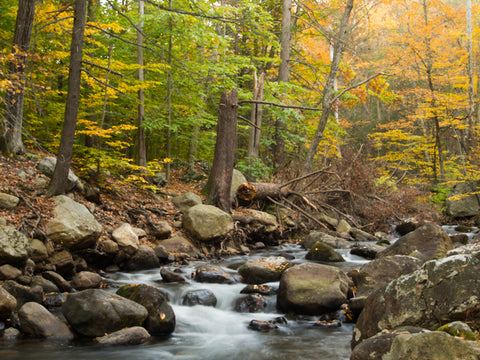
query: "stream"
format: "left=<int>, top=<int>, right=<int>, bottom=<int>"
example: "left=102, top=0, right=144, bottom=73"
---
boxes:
left=0, top=242, right=369, bottom=360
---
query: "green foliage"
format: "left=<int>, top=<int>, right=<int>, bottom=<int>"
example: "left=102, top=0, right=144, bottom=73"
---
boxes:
left=430, top=184, right=452, bottom=210
left=236, top=157, right=273, bottom=182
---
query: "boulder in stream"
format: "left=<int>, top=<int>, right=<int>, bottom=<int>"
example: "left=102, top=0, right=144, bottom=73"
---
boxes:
left=377, top=223, right=453, bottom=261
left=0, top=226, right=31, bottom=266
left=238, top=256, right=291, bottom=284
left=305, top=241, right=345, bottom=262
left=19, top=302, right=74, bottom=340
left=116, top=284, right=175, bottom=336
left=194, top=264, right=237, bottom=284
left=62, top=289, right=148, bottom=338
left=352, top=252, right=480, bottom=349
left=182, top=289, right=217, bottom=307
left=277, top=263, right=352, bottom=315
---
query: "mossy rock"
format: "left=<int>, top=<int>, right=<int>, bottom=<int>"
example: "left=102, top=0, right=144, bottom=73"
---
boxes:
left=437, top=321, right=476, bottom=341
left=305, top=241, right=345, bottom=262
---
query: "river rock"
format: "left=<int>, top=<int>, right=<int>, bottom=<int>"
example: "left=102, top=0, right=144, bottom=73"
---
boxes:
left=49, top=250, right=75, bottom=278
left=112, top=223, right=139, bottom=255
left=277, top=263, right=352, bottom=315
left=395, top=220, right=420, bottom=236
left=116, top=284, right=175, bottom=336
left=0, top=287, right=17, bottom=318
left=42, top=270, right=72, bottom=292
left=301, top=231, right=352, bottom=250
left=0, top=226, right=30, bottom=265
left=234, top=294, right=267, bottom=313
left=3, top=327, right=20, bottom=340
left=149, top=220, right=172, bottom=240
left=238, top=256, right=291, bottom=284
left=352, top=253, right=480, bottom=348
left=350, top=327, right=428, bottom=360
left=158, top=235, right=201, bottom=258
left=183, top=204, right=234, bottom=241
left=160, top=268, right=187, bottom=283
left=354, top=255, right=423, bottom=297
left=0, top=193, right=20, bottom=209
left=96, top=326, right=151, bottom=346
left=172, top=192, right=202, bottom=213
left=437, top=321, right=476, bottom=340
left=248, top=319, right=278, bottom=332
left=305, top=241, right=345, bottom=262
left=125, top=245, right=160, bottom=271
left=0, top=264, right=22, bottom=280
left=377, top=224, right=453, bottom=261
left=2, top=280, right=43, bottom=309
left=350, top=243, right=386, bottom=260
left=445, top=181, right=480, bottom=217
left=28, top=239, right=49, bottom=262
left=383, top=331, right=478, bottom=360
left=70, top=271, right=102, bottom=290
left=37, top=157, right=82, bottom=192
left=182, top=289, right=217, bottom=307
left=19, top=302, right=74, bottom=340
left=46, top=195, right=102, bottom=250
left=194, top=264, right=237, bottom=284
left=240, top=284, right=276, bottom=296
left=154, top=244, right=171, bottom=261
left=31, top=275, right=59, bottom=293
left=62, top=289, right=148, bottom=338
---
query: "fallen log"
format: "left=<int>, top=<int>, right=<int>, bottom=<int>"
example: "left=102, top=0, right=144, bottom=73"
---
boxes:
left=237, top=182, right=290, bottom=202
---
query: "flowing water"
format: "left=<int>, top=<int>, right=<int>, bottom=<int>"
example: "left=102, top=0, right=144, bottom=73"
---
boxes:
left=0, top=243, right=369, bottom=360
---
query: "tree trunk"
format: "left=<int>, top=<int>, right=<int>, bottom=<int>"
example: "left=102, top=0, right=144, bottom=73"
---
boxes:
left=274, top=0, right=292, bottom=169
left=301, top=0, right=354, bottom=175
left=1, top=0, right=36, bottom=156
left=247, top=71, right=265, bottom=158
left=237, top=182, right=289, bottom=202
left=47, top=0, right=86, bottom=196
left=205, top=89, right=238, bottom=213
left=137, top=0, right=147, bottom=167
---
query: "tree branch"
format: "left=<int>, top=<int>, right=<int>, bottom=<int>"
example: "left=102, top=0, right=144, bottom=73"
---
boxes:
left=331, top=72, right=394, bottom=104
left=82, top=60, right=124, bottom=77
left=239, top=99, right=321, bottom=111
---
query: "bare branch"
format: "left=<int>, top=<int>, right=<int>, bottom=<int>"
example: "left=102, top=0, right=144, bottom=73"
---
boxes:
left=331, top=72, right=394, bottom=104
left=82, top=60, right=124, bottom=77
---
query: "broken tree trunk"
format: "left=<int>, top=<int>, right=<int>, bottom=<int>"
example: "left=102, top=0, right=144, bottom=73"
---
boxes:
left=237, top=182, right=290, bottom=202
left=205, top=89, right=238, bottom=213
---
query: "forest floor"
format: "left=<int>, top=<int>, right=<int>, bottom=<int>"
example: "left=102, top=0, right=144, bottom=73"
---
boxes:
left=0, top=149, right=443, bottom=252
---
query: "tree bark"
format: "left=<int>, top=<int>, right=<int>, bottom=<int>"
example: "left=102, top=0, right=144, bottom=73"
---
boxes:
left=1, top=0, right=36, bottom=156
left=237, top=182, right=290, bottom=202
left=247, top=71, right=265, bottom=158
left=301, top=0, right=354, bottom=175
left=205, top=89, right=238, bottom=213
left=274, top=0, right=292, bottom=169
left=47, top=0, right=86, bottom=196
left=137, top=0, right=147, bottom=167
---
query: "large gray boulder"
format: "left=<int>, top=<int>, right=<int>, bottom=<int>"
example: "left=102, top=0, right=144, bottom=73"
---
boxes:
left=125, top=245, right=160, bottom=271
left=238, top=256, right=291, bottom=284
left=445, top=181, right=480, bottom=217
left=0, top=226, right=31, bottom=265
left=354, top=255, right=423, bottom=297
left=37, top=157, right=83, bottom=192
left=158, top=236, right=201, bottom=257
left=183, top=204, right=233, bottom=241
left=62, top=289, right=148, bottom=337
left=277, top=263, right=352, bottom=315
left=377, top=224, right=453, bottom=261
left=352, top=252, right=480, bottom=348
left=383, top=331, right=478, bottom=360
left=19, top=302, right=74, bottom=340
left=46, top=195, right=102, bottom=250
left=116, top=284, right=175, bottom=336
